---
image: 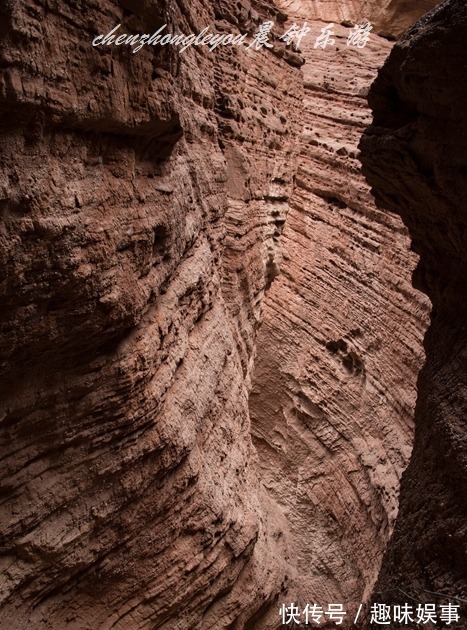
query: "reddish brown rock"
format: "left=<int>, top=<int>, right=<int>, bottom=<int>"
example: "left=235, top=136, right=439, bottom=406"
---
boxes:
left=0, top=0, right=454, bottom=627
left=250, top=6, right=432, bottom=620
left=0, top=1, right=303, bottom=627
left=278, top=0, right=440, bottom=37
left=360, top=0, right=467, bottom=625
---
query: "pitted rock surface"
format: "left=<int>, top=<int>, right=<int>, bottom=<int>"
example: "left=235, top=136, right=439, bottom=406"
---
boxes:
left=0, top=1, right=302, bottom=628
left=250, top=8, right=431, bottom=616
left=0, top=0, right=451, bottom=628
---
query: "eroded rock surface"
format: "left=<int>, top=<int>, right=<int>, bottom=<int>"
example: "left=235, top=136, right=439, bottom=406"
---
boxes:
left=250, top=9, right=431, bottom=618
left=0, top=1, right=303, bottom=628
left=360, top=0, right=467, bottom=625
left=278, top=0, right=440, bottom=37
left=0, top=0, right=454, bottom=627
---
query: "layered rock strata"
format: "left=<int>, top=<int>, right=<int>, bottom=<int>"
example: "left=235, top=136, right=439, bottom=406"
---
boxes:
left=360, top=0, right=467, bottom=625
left=250, top=11, right=431, bottom=618
left=0, top=0, right=452, bottom=628
left=0, top=1, right=303, bottom=627
left=278, top=0, right=440, bottom=38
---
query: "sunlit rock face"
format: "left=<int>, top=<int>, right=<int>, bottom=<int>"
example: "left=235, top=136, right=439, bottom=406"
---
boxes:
left=278, top=0, right=440, bottom=36
left=0, top=1, right=303, bottom=627
left=360, top=0, right=467, bottom=625
left=249, top=0, right=433, bottom=615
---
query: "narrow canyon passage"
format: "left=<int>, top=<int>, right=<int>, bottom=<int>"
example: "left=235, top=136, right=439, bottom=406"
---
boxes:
left=249, top=7, right=432, bottom=614
left=2, top=0, right=465, bottom=628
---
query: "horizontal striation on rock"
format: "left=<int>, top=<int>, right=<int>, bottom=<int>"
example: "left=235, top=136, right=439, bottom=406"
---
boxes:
left=278, top=0, right=441, bottom=37
left=0, top=0, right=449, bottom=627
left=249, top=18, right=431, bottom=614
left=0, top=0, right=303, bottom=628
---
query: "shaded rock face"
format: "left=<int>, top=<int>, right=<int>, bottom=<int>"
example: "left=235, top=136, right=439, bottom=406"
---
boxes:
left=249, top=11, right=431, bottom=614
left=360, top=0, right=467, bottom=625
left=0, top=1, right=303, bottom=628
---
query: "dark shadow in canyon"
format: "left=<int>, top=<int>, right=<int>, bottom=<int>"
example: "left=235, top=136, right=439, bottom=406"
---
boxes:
left=360, top=0, right=467, bottom=625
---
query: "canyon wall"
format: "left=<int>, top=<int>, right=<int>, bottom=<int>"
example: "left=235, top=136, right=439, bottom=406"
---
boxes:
left=0, top=1, right=303, bottom=627
left=250, top=6, right=432, bottom=617
left=360, top=0, right=467, bottom=625
left=278, top=0, right=440, bottom=37
left=0, top=0, right=454, bottom=628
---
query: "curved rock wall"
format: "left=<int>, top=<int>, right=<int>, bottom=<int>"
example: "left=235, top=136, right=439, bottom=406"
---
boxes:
left=250, top=6, right=431, bottom=615
left=0, top=0, right=453, bottom=627
left=360, top=0, right=467, bottom=624
left=0, top=1, right=303, bottom=627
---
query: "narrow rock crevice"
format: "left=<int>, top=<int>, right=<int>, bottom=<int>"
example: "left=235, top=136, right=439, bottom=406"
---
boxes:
left=2, top=0, right=462, bottom=628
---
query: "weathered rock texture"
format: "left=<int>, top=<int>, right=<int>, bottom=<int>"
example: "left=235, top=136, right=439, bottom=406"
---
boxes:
left=278, top=0, right=440, bottom=37
left=0, top=0, right=453, bottom=628
left=0, top=1, right=304, bottom=628
left=250, top=7, right=432, bottom=619
left=360, top=0, right=467, bottom=625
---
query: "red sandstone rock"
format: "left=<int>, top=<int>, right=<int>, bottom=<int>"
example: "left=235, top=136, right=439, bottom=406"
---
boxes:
left=250, top=12, right=430, bottom=618
left=0, top=0, right=450, bottom=628
left=0, top=1, right=302, bottom=627
left=278, top=0, right=440, bottom=37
